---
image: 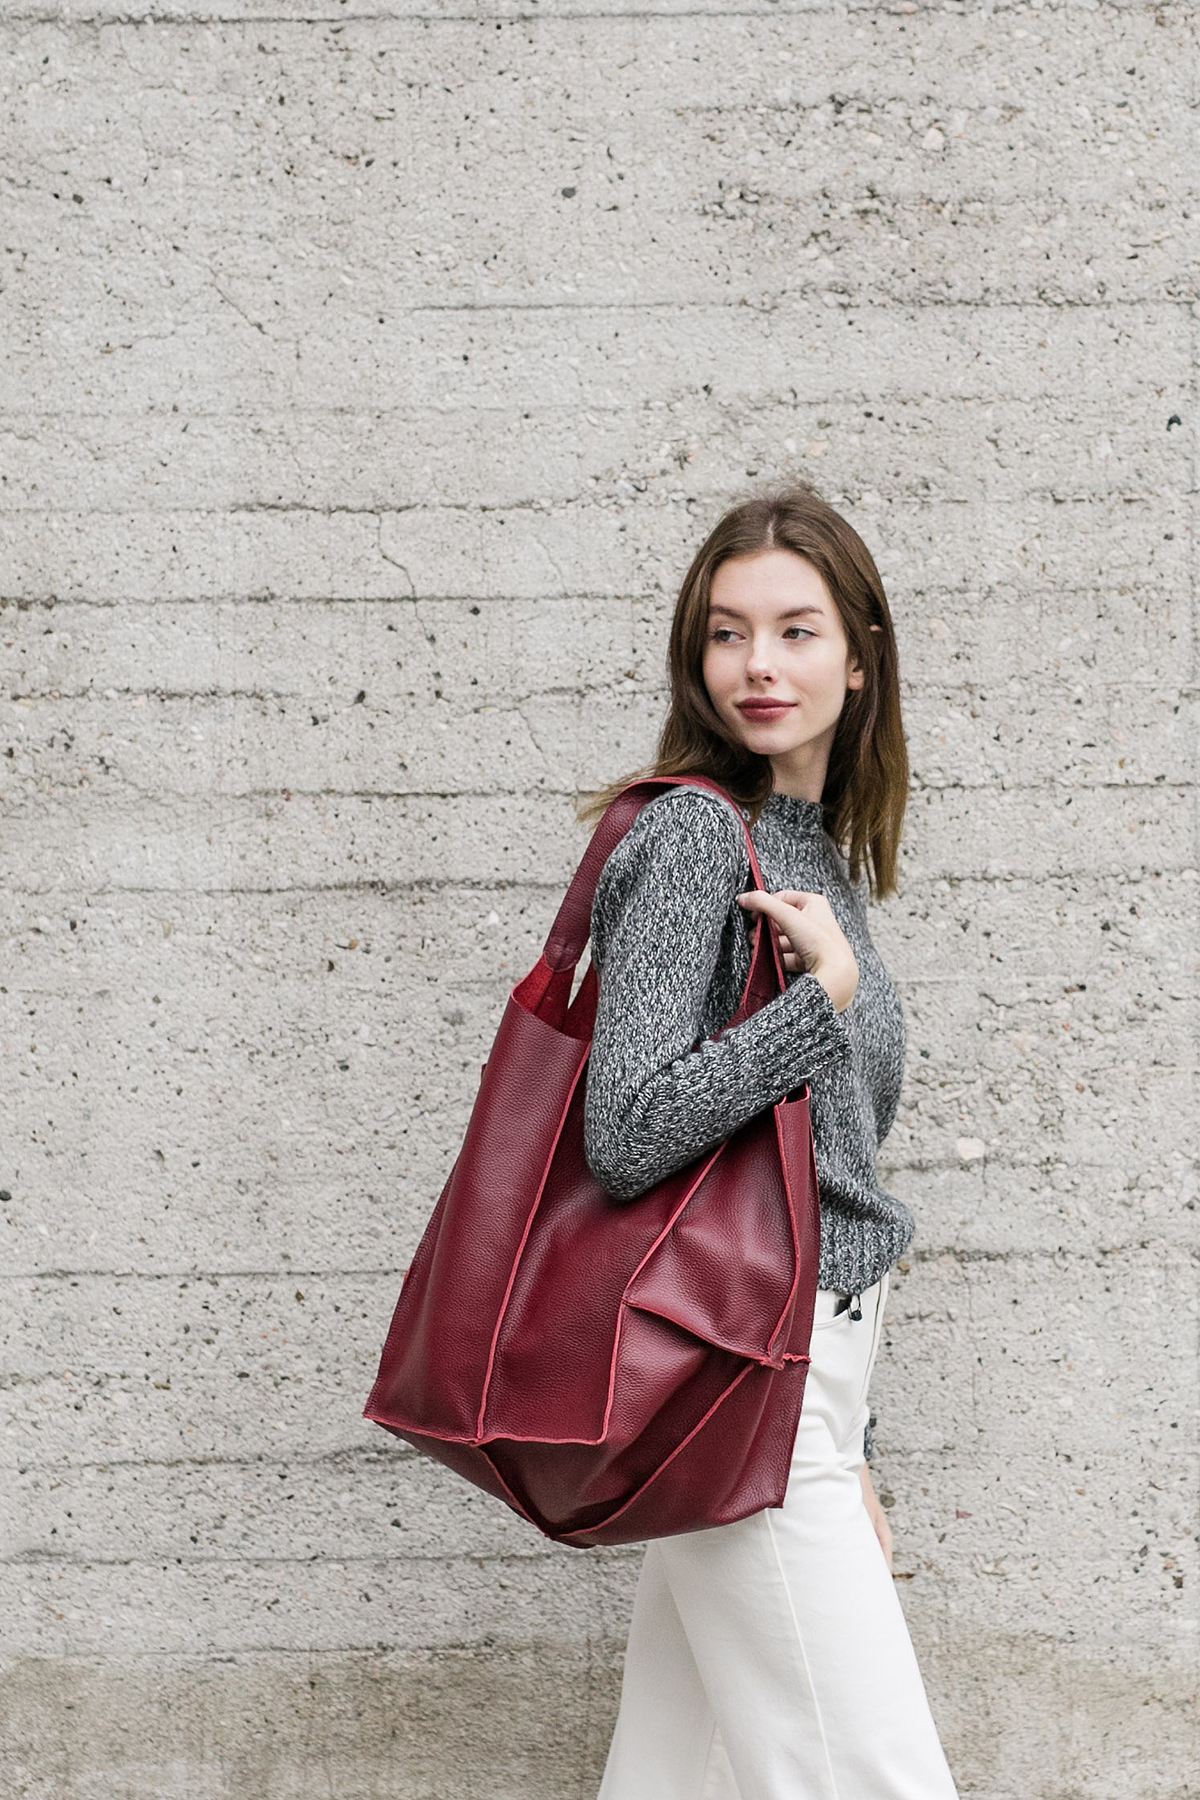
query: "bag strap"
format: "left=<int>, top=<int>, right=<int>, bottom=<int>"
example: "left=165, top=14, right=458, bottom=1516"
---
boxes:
left=543, top=775, right=782, bottom=988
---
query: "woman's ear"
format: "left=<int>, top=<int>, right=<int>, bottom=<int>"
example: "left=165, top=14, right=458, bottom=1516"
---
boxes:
left=847, top=623, right=881, bottom=688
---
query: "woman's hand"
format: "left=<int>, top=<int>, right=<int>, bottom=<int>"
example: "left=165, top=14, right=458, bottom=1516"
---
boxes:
left=736, top=888, right=859, bottom=1012
left=858, top=1463, right=894, bottom=1572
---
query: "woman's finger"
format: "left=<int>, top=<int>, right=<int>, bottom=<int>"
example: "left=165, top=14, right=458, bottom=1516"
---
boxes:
left=737, top=890, right=806, bottom=929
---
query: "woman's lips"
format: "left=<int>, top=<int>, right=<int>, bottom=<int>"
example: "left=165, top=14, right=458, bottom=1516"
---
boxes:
left=736, top=699, right=795, bottom=720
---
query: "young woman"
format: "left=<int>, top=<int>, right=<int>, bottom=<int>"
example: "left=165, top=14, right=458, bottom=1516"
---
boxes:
left=579, top=486, right=960, bottom=1800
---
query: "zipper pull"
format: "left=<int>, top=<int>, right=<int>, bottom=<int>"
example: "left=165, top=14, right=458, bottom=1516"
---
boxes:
left=849, top=1292, right=862, bottom=1321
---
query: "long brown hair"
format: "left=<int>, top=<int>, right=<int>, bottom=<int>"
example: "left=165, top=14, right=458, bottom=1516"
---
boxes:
left=576, top=483, right=909, bottom=899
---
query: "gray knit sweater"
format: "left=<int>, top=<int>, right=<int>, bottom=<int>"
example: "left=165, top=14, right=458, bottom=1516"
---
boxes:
left=583, top=784, right=914, bottom=1296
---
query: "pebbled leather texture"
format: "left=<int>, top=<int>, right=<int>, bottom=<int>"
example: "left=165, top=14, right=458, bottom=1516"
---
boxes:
left=363, top=775, right=822, bottom=1548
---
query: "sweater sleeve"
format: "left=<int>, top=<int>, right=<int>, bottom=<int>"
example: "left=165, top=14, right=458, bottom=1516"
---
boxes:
left=583, top=787, right=854, bottom=1200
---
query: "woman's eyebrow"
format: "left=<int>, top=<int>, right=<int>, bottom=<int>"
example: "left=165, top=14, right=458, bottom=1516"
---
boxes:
left=708, top=604, right=825, bottom=620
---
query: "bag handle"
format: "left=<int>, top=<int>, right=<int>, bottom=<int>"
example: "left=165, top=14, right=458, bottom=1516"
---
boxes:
left=543, top=775, right=785, bottom=995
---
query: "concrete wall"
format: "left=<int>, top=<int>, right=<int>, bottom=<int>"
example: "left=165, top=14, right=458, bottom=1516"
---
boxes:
left=1, top=1, right=1196, bottom=1795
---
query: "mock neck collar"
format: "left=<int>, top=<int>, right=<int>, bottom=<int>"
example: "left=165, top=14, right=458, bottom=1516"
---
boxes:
left=759, top=790, right=827, bottom=835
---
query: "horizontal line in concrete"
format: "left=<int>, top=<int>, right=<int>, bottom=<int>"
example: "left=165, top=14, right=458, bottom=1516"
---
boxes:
left=0, top=392, right=1191, bottom=421
left=0, top=782, right=1188, bottom=802
left=0, top=1645, right=621, bottom=1665
left=3, top=579, right=1183, bottom=609
left=0, top=299, right=1194, bottom=332
left=0, top=1267, right=412, bottom=1281
left=6, top=4, right=1190, bottom=20
left=7, top=1244, right=1192, bottom=1285
left=2, top=682, right=1189, bottom=700
left=0, top=481, right=1189, bottom=518
left=0, top=873, right=1186, bottom=896
left=0, top=867, right=1183, bottom=895
left=5, top=1548, right=559, bottom=1568
left=0, top=500, right=1187, bottom=531
left=1, top=596, right=647, bottom=618
left=0, top=6, right=1187, bottom=26
left=4, top=1445, right=408, bottom=1474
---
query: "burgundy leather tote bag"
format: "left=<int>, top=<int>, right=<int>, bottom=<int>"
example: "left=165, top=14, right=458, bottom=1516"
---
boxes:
left=363, top=775, right=822, bottom=1548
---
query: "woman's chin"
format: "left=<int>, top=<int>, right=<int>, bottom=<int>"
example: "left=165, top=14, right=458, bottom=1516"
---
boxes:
left=729, top=722, right=807, bottom=756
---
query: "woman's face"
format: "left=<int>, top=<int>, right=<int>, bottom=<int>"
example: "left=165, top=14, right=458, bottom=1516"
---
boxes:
left=702, top=549, right=864, bottom=786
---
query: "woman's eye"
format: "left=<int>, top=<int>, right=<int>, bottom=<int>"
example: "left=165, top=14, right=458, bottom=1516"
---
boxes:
left=708, top=625, right=812, bottom=643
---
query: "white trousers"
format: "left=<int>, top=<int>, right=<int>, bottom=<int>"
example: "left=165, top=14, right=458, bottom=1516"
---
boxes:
left=596, top=1272, right=960, bottom=1800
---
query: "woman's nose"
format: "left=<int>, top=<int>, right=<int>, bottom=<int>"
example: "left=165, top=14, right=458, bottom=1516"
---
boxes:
left=744, top=637, right=779, bottom=680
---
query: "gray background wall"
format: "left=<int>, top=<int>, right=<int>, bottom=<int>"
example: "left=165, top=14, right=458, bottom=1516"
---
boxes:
left=1, top=1, right=1196, bottom=1795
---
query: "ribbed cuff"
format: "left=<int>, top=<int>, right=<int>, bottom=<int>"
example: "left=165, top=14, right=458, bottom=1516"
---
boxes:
left=818, top=1208, right=914, bottom=1295
left=731, top=971, right=853, bottom=1099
